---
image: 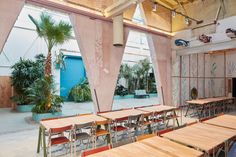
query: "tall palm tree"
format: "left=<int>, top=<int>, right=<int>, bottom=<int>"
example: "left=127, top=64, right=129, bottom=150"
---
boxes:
left=28, top=13, right=72, bottom=76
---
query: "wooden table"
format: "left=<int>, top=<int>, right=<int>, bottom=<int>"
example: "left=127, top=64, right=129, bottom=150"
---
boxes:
left=140, top=136, right=203, bottom=157
left=162, top=123, right=236, bottom=156
left=137, top=105, right=180, bottom=127
left=203, top=114, right=236, bottom=130
left=88, top=136, right=203, bottom=157
left=98, top=109, right=148, bottom=120
left=37, top=114, right=107, bottom=157
left=185, top=97, right=234, bottom=118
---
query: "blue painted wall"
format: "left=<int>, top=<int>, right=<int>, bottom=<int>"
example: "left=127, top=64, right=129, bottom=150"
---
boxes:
left=60, top=56, right=86, bottom=99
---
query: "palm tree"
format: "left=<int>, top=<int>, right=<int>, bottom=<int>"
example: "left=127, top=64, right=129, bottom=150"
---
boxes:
left=28, top=13, right=72, bottom=76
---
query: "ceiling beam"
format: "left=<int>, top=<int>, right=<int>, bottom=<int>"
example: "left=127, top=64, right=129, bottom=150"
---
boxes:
left=104, top=0, right=145, bottom=18
left=155, top=0, right=174, bottom=9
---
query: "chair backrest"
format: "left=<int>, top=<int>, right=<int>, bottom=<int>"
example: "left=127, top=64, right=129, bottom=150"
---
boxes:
left=158, top=128, right=174, bottom=136
left=115, top=116, right=128, bottom=122
left=50, top=125, right=73, bottom=134
left=128, top=114, right=141, bottom=122
left=81, top=145, right=110, bottom=157
left=112, top=138, right=135, bottom=148
left=75, top=122, right=94, bottom=130
left=136, top=133, right=156, bottom=141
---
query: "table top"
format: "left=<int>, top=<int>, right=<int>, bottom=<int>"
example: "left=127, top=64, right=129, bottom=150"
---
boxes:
left=88, top=140, right=177, bottom=157
left=98, top=109, right=148, bottom=120
left=137, top=105, right=178, bottom=113
left=186, top=97, right=233, bottom=105
left=203, top=114, right=236, bottom=130
left=40, top=114, right=106, bottom=130
left=162, top=123, right=236, bottom=152
left=140, top=136, right=203, bottom=157
left=88, top=136, right=203, bottom=157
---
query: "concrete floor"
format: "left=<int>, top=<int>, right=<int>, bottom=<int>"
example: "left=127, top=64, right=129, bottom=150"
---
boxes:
left=0, top=97, right=235, bottom=157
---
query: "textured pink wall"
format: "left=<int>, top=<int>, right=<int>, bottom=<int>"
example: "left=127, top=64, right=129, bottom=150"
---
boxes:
left=70, top=14, right=128, bottom=112
left=0, top=0, right=25, bottom=52
left=147, top=34, right=172, bottom=106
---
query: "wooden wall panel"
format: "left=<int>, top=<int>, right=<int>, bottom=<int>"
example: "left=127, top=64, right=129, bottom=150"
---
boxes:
left=0, top=76, right=12, bottom=108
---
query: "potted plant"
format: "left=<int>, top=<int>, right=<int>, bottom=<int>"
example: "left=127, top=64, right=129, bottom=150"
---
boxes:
left=54, top=50, right=66, bottom=70
left=28, top=13, right=72, bottom=120
left=27, top=76, right=63, bottom=122
left=11, top=55, right=45, bottom=112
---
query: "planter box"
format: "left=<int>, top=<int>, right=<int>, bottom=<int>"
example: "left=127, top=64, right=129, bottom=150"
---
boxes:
left=32, top=112, right=62, bottom=122
left=16, top=104, right=35, bottom=112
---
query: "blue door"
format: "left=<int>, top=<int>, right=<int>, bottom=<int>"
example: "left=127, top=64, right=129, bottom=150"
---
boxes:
left=60, top=56, right=86, bottom=99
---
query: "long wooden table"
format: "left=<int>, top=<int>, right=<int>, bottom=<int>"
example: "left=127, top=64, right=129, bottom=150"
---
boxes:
left=88, top=136, right=203, bottom=157
left=37, top=114, right=107, bottom=157
left=185, top=97, right=234, bottom=118
left=203, top=114, right=236, bottom=130
left=162, top=123, right=236, bottom=156
left=98, top=108, right=148, bottom=120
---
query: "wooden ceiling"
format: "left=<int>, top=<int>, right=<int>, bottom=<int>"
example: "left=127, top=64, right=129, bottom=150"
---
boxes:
left=65, top=0, right=199, bottom=12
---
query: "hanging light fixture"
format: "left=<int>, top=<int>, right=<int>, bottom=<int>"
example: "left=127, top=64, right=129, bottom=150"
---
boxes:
left=172, top=10, right=176, bottom=18
left=152, top=2, right=158, bottom=12
left=185, top=17, right=191, bottom=25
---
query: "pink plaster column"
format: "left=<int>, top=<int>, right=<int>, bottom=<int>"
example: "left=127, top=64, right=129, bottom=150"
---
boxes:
left=70, top=14, right=128, bottom=112
left=147, top=34, right=172, bottom=106
left=0, top=0, right=25, bottom=52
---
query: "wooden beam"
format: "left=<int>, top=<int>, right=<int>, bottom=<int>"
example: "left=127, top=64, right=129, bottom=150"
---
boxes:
left=26, top=0, right=173, bottom=37
left=155, top=0, right=174, bottom=9
left=104, top=0, right=145, bottom=18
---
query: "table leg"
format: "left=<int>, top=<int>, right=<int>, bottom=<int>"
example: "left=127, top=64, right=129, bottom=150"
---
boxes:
left=37, top=126, right=42, bottom=153
left=185, top=105, right=190, bottom=117
left=42, top=127, right=47, bottom=157
left=174, top=110, right=180, bottom=127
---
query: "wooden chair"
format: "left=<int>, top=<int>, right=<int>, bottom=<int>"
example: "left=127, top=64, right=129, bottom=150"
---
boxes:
left=135, top=133, right=156, bottom=141
left=74, top=122, right=95, bottom=152
left=94, top=120, right=112, bottom=147
left=112, top=116, right=129, bottom=142
left=140, top=112, right=154, bottom=134
left=48, top=125, right=73, bottom=157
left=81, top=145, right=111, bottom=157
left=125, top=114, right=142, bottom=138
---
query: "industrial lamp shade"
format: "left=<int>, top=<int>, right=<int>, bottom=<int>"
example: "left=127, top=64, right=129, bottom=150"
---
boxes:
left=113, top=14, right=124, bottom=46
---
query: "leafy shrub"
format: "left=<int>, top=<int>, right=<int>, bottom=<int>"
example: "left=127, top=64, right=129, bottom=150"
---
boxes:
left=69, top=79, right=92, bottom=102
left=115, top=85, right=128, bottom=96
left=27, top=76, right=63, bottom=113
left=11, top=55, right=45, bottom=105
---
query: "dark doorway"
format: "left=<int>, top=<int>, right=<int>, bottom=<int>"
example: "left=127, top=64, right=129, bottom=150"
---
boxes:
left=232, top=78, right=236, bottom=97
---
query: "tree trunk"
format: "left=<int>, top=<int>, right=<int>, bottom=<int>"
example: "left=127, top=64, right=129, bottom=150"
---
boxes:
left=45, top=51, right=52, bottom=76
left=44, top=51, right=52, bottom=111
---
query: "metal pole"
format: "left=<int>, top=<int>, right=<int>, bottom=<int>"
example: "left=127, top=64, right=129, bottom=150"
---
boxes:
left=94, top=89, right=100, bottom=112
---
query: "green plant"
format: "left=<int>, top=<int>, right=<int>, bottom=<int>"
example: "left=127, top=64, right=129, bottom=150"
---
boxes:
left=115, top=85, right=128, bottom=96
left=27, top=76, right=63, bottom=113
left=29, top=13, right=72, bottom=76
left=54, top=50, right=66, bottom=69
left=69, top=79, right=92, bottom=102
left=117, top=58, right=155, bottom=94
left=11, top=55, right=45, bottom=105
